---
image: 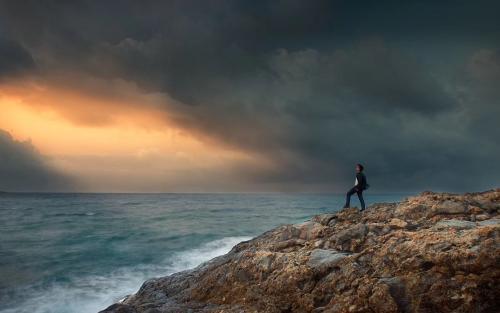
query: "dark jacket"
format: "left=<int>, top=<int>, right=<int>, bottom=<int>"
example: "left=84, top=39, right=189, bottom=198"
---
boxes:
left=355, top=172, right=367, bottom=190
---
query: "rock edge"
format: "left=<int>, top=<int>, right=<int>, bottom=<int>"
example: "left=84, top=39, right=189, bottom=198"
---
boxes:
left=100, top=189, right=500, bottom=313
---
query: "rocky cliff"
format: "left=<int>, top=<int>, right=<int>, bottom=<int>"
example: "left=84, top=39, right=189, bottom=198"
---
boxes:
left=100, top=190, right=499, bottom=313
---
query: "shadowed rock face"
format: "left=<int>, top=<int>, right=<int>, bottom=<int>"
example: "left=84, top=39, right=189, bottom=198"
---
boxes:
left=100, top=189, right=500, bottom=313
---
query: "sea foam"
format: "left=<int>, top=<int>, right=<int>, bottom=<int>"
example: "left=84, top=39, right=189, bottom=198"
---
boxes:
left=0, top=236, right=251, bottom=313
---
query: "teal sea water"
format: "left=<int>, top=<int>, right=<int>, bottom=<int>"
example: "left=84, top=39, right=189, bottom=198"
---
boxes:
left=0, top=193, right=408, bottom=313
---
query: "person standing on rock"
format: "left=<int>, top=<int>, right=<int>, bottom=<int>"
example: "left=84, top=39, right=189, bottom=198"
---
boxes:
left=343, top=164, right=369, bottom=211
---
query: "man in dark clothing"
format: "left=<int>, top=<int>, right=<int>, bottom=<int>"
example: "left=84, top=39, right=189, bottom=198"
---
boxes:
left=343, top=163, right=368, bottom=211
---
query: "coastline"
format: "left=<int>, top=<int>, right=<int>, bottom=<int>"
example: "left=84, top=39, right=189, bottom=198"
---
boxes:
left=100, top=189, right=500, bottom=313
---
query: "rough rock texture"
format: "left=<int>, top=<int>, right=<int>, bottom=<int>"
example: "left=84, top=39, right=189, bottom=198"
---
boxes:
left=100, top=189, right=500, bottom=313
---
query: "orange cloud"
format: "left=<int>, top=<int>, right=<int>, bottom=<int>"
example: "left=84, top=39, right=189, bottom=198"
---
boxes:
left=0, top=75, right=173, bottom=126
left=0, top=79, right=269, bottom=192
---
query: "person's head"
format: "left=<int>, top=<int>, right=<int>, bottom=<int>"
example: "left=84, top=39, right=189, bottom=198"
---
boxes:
left=356, top=163, right=364, bottom=173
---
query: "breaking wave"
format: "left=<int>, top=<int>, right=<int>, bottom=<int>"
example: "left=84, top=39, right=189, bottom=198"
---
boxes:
left=0, top=236, right=251, bottom=313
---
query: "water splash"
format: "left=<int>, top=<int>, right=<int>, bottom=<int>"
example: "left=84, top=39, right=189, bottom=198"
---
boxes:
left=0, top=236, right=251, bottom=313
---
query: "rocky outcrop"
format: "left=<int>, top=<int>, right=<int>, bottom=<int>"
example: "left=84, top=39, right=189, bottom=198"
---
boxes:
left=100, top=189, right=500, bottom=313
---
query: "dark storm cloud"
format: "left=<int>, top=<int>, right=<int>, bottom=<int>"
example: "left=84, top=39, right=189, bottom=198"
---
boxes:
left=0, top=0, right=498, bottom=191
left=0, top=36, right=35, bottom=79
left=222, top=43, right=499, bottom=191
left=0, top=130, right=76, bottom=192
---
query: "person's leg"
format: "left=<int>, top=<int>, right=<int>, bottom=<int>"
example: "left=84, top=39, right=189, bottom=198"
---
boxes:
left=357, top=190, right=365, bottom=211
left=344, top=187, right=356, bottom=208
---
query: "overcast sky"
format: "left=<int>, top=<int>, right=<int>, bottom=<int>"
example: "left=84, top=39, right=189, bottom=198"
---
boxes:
left=0, top=0, right=499, bottom=192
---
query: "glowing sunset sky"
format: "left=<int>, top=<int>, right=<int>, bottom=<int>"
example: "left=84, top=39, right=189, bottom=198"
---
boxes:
left=0, top=1, right=499, bottom=192
left=0, top=78, right=269, bottom=192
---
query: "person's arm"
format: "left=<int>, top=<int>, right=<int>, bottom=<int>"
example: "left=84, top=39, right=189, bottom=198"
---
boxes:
left=355, top=173, right=362, bottom=190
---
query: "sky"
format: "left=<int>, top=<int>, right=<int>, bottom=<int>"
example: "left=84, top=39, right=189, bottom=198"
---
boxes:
left=0, top=0, right=499, bottom=193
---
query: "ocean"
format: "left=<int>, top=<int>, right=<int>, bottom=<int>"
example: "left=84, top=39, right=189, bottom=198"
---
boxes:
left=0, top=192, right=408, bottom=313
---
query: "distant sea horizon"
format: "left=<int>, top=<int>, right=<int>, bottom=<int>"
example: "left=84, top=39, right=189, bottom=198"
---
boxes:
left=1, top=192, right=409, bottom=313
left=0, top=190, right=417, bottom=195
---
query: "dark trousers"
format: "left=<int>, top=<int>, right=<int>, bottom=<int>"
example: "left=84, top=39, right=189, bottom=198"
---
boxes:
left=345, top=187, right=365, bottom=210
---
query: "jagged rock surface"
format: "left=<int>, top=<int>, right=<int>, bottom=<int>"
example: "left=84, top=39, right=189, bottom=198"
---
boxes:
left=100, top=190, right=500, bottom=313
